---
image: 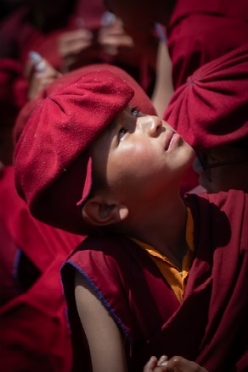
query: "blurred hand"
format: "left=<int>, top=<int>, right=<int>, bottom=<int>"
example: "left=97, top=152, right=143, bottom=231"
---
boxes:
left=144, top=355, right=208, bottom=372
left=25, top=52, right=61, bottom=100
left=98, top=17, right=134, bottom=56
left=58, top=29, right=94, bottom=72
left=144, top=356, right=169, bottom=372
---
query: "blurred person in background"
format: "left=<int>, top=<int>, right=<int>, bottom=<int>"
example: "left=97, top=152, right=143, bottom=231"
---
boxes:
left=0, top=58, right=82, bottom=372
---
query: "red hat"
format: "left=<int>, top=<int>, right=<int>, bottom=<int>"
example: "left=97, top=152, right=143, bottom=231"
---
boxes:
left=164, top=44, right=248, bottom=151
left=14, top=66, right=156, bottom=235
left=14, top=63, right=156, bottom=143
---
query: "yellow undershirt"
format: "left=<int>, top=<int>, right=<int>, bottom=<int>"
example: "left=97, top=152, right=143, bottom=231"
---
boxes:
left=131, top=208, right=194, bottom=303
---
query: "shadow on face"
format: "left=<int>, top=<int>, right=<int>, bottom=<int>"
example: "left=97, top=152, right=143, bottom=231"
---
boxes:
left=197, top=142, right=248, bottom=193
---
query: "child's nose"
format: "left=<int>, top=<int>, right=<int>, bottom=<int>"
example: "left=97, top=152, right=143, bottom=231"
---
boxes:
left=141, top=116, right=163, bottom=137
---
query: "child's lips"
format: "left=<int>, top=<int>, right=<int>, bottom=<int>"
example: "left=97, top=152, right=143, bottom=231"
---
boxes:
left=164, top=130, right=179, bottom=151
left=164, top=130, right=174, bottom=151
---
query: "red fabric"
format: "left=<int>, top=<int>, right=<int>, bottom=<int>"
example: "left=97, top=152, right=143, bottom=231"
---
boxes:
left=164, top=44, right=248, bottom=151
left=14, top=63, right=157, bottom=143
left=14, top=67, right=156, bottom=235
left=133, top=190, right=248, bottom=371
left=168, top=0, right=248, bottom=89
left=0, top=166, right=83, bottom=371
left=61, top=234, right=180, bottom=371
left=13, top=97, right=41, bottom=143
left=61, top=189, right=248, bottom=371
left=0, top=2, right=105, bottom=70
left=0, top=0, right=150, bottom=93
left=0, top=58, right=27, bottom=112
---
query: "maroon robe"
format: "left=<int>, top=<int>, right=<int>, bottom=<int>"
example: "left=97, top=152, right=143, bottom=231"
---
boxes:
left=168, top=0, right=248, bottom=89
left=0, top=1, right=106, bottom=70
left=0, top=0, right=150, bottom=95
left=62, top=189, right=248, bottom=371
left=0, top=166, right=83, bottom=372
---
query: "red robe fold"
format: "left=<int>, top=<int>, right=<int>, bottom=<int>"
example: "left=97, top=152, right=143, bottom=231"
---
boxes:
left=0, top=166, right=82, bottom=372
left=134, top=190, right=248, bottom=371
left=168, top=0, right=248, bottom=89
left=62, top=189, right=248, bottom=371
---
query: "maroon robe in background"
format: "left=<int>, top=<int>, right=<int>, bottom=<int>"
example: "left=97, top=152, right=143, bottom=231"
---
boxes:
left=62, top=189, right=248, bottom=371
left=0, top=0, right=150, bottom=94
left=0, top=1, right=106, bottom=70
left=168, top=0, right=248, bottom=89
left=0, top=166, right=83, bottom=372
left=165, top=0, right=248, bottom=193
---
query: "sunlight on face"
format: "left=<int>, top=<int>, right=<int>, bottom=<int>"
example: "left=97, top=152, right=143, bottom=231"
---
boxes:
left=90, top=107, right=195, bottom=206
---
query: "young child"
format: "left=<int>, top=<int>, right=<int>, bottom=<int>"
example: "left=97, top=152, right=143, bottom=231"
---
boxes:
left=24, top=44, right=248, bottom=196
left=14, top=64, right=248, bottom=371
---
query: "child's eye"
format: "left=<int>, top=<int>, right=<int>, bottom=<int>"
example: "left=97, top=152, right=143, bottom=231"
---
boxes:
left=131, top=107, right=140, bottom=117
left=118, top=128, right=128, bottom=141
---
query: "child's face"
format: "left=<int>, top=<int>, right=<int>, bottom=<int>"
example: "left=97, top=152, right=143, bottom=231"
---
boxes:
left=89, top=106, right=195, bottom=206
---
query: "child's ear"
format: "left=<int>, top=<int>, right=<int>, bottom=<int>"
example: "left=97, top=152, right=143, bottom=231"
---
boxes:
left=82, top=194, right=129, bottom=227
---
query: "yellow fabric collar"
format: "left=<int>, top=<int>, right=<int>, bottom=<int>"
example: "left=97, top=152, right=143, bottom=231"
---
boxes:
left=131, top=207, right=194, bottom=303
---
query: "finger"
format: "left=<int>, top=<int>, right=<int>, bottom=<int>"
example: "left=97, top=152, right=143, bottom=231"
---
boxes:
left=98, top=34, right=134, bottom=48
left=28, top=51, right=46, bottom=72
left=157, top=355, right=169, bottom=367
left=63, top=29, right=93, bottom=41
left=60, top=39, right=93, bottom=56
left=143, top=356, right=159, bottom=372
left=166, top=356, right=208, bottom=372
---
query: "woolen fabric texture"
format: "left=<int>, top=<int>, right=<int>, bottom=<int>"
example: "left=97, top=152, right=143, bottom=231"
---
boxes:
left=14, top=67, right=156, bottom=235
left=164, top=44, right=248, bottom=151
